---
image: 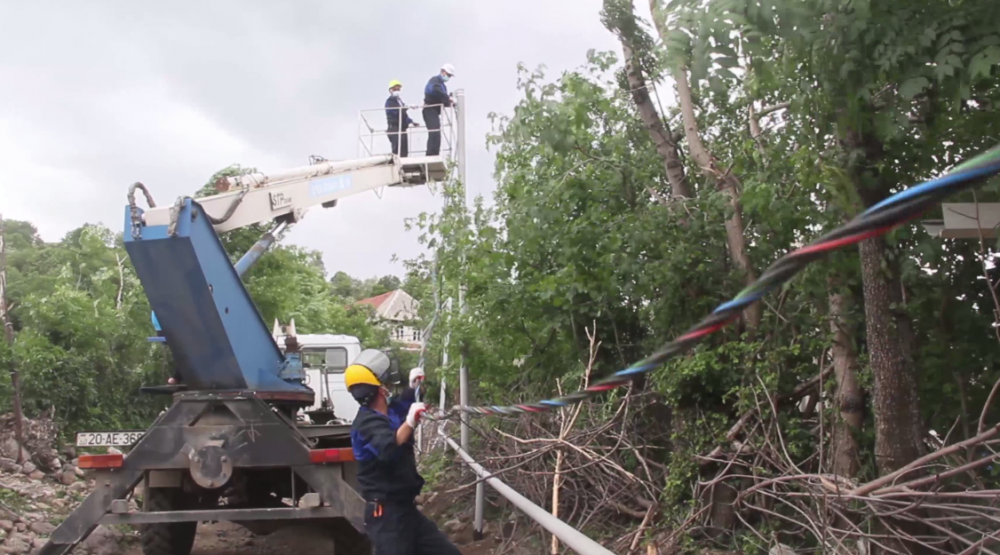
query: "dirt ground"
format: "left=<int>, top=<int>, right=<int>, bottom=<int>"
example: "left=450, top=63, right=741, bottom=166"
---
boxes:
left=121, top=521, right=499, bottom=555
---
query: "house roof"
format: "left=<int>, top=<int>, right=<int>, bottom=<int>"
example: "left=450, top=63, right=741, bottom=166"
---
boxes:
left=354, top=290, right=395, bottom=310
left=353, top=289, right=418, bottom=322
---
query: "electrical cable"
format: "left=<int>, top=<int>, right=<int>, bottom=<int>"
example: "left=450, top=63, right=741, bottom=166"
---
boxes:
left=440, top=145, right=1000, bottom=418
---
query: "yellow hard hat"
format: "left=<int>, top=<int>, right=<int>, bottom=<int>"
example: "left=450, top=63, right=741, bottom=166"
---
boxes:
left=388, top=79, right=402, bottom=90
left=344, top=349, right=393, bottom=389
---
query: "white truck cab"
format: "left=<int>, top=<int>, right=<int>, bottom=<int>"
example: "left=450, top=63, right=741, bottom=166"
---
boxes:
left=274, top=324, right=364, bottom=423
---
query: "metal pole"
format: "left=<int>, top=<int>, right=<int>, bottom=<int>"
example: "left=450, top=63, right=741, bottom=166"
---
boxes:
left=453, top=89, right=484, bottom=540
left=0, top=214, right=24, bottom=464
left=233, top=222, right=287, bottom=278
left=440, top=431, right=616, bottom=555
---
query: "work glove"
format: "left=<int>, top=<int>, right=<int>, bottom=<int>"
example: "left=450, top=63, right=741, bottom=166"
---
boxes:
left=409, top=367, right=426, bottom=389
left=406, top=402, right=427, bottom=428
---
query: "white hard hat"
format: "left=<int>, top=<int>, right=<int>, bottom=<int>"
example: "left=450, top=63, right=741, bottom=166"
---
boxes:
left=441, top=63, right=456, bottom=76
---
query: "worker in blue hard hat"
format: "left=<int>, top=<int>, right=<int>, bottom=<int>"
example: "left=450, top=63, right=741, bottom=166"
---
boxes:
left=385, top=80, right=419, bottom=158
left=346, top=351, right=460, bottom=554
left=423, top=63, right=455, bottom=156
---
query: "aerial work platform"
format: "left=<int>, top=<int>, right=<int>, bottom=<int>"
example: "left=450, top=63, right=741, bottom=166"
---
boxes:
left=357, top=101, right=457, bottom=184
left=125, top=96, right=462, bottom=398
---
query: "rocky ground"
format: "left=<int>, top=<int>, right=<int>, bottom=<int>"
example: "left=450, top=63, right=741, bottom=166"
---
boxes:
left=0, top=414, right=134, bottom=555
left=0, top=416, right=532, bottom=555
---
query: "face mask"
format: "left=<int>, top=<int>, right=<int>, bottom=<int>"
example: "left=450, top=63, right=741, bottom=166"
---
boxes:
left=380, top=386, right=393, bottom=404
left=442, top=74, right=451, bottom=82
left=391, top=91, right=400, bottom=97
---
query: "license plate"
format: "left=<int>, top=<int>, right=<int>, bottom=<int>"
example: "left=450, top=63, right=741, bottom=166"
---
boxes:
left=75, top=431, right=144, bottom=447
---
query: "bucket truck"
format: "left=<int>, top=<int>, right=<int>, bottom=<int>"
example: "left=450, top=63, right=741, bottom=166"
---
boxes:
left=38, top=126, right=454, bottom=555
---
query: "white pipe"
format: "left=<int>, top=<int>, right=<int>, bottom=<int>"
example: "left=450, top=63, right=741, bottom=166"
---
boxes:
left=440, top=431, right=617, bottom=555
left=224, top=155, right=394, bottom=189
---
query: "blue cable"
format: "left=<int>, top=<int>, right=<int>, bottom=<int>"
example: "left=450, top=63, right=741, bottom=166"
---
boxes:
left=864, top=162, right=1000, bottom=215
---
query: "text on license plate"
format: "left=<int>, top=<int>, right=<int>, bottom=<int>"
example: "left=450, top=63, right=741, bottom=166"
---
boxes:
left=75, top=431, right=144, bottom=447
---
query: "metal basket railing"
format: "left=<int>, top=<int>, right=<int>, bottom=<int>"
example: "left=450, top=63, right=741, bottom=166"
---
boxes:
left=357, top=103, right=456, bottom=160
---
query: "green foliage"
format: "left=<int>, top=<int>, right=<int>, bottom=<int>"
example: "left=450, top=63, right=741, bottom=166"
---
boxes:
left=407, top=0, right=1000, bottom=545
left=1, top=223, right=171, bottom=433
left=1, top=165, right=405, bottom=434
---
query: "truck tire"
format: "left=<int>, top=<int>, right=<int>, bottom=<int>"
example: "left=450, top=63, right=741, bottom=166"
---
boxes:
left=140, top=488, right=198, bottom=555
left=329, top=518, right=371, bottom=555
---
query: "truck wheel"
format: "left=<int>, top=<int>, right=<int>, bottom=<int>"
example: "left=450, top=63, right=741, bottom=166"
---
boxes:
left=140, top=488, right=198, bottom=555
left=330, top=518, right=371, bottom=555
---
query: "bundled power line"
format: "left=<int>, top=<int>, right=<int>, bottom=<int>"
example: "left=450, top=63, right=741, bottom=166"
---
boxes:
left=444, top=145, right=1000, bottom=417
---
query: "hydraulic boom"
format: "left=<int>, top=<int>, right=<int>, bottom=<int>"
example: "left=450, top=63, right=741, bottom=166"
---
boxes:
left=125, top=154, right=428, bottom=397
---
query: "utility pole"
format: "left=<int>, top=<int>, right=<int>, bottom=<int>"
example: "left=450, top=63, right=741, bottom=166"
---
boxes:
left=0, top=214, right=25, bottom=463
left=453, top=89, right=485, bottom=541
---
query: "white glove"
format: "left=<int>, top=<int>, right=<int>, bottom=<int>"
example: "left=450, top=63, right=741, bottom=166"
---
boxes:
left=409, top=367, right=425, bottom=389
left=406, top=402, right=427, bottom=428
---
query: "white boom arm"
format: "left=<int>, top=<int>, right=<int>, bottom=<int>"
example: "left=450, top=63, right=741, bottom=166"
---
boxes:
left=142, top=154, right=410, bottom=233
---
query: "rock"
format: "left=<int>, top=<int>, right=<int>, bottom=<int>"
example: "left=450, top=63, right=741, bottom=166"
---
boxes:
left=68, top=481, right=88, bottom=493
left=51, top=500, right=65, bottom=508
left=15, top=523, right=26, bottom=532
left=59, top=472, right=76, bottom=486
left=28, top=522, right=55, bottom=536
left=27, top=471, right=45, bottom=482
left=0, top=458, right=21, bottom=474
left=31, top=538, right=46, bottom=549
left=20, top=462, right=36, bottom=475
left=22, top=514, right=42, bottom=523
left=49, top=458, right=61, bottom=471
left=33, top=503, right=49, bottom=511
left=61, top=446, right=76, bottom=460
left=770, top=545, right=796, bottom=555
left=443, top=519, right=463, bottom=534
left=0, top=521, right=12, bottom=532
left=1, top=533, right=31, bottom=555
left=81, top=525, right=123, bottom=555
left=415, top=493, right=427, bottom=505
left=73, top=467, right=84, bottom=478
left=106, top=447, right=122, bottom=456
left=0, top=439, right=27, bottom=462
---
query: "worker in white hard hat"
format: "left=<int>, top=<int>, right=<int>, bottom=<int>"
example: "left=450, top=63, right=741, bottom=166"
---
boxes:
left=346, top=351, right=460, bottom=554
left=422, top=63, right=456, bottom=156
left=385, top=79, right=419, bottom=158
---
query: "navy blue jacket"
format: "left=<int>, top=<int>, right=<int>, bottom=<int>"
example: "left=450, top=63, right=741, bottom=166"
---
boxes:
left=423, top=75, right=452, bottom=110
left=350, top=388, right=424, bottom=502
left=385, top=95, right=414, bottom=130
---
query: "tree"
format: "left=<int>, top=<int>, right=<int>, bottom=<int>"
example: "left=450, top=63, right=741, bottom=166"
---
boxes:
left=409, top=0, right=1000, bottom=550
left=330, top=271, right=359, bottom=300
left=372, top=275, right=401, bottom=297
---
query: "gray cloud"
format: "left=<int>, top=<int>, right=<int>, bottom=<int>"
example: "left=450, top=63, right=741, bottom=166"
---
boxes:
left=0, top=0, right=623, bottom=278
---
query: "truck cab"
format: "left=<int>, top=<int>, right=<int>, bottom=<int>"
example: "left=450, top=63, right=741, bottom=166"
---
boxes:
left=275, top=328, right=363, bottom=424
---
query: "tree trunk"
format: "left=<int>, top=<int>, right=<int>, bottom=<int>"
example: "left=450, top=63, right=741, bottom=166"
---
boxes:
left=615, top=32, right=690, bottom=199
left=828, top=281, right=862, bottom=479
left=648, top=3, right=761, bottom=330
left=858, top=237, right=923, bottom=474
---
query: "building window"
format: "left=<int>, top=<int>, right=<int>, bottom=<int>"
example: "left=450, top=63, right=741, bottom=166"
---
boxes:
left=412, top=328, right=422, bottom=342
left=395, top=326, right=405, bottom=340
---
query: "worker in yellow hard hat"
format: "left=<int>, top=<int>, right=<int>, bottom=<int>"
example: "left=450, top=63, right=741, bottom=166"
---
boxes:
left=346, top=349, right=459, bottom=554
left=385, top=80, right=419, bottom=158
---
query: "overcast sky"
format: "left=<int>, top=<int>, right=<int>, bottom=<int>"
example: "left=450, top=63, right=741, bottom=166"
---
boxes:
left=0, top=1, right=653, bottom=279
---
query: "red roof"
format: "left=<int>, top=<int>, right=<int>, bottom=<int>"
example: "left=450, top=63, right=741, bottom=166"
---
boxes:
left=354, top=290, right=394, bottom=310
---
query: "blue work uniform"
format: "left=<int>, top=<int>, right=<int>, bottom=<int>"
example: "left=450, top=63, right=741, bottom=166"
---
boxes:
left=350, top=388, right=460, bottom=555
left=385, top=95, right=414, bottom=158
left=422, top=75, right=453, bottom=156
